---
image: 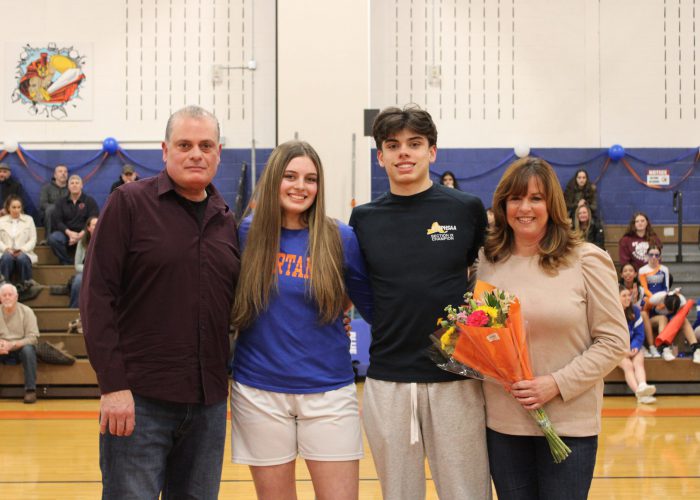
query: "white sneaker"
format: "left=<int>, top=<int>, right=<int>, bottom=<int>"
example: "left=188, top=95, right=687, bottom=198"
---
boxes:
left=661, top=347, right=676, bottom=362
left=642, top=346, right=651, bottom=358
left=635, top=382, right=656, bottom=398
left=637, top=395, right=657, bottom=404
left=649, top=345, right=661, bottom=358
left=693, top=350, right=700, bottom=365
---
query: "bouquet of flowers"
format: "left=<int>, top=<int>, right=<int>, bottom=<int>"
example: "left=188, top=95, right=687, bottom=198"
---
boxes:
left=428, top=280, right=571, bottom=463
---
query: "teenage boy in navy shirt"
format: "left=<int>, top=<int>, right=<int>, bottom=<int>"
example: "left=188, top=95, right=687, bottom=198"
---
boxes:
left=350, top=106, right=490, bottom=500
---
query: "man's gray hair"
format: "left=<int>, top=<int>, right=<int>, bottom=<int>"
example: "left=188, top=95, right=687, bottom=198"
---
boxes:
left=68, top=174, right=82, bottom=183
left=165, top=105, right=220, bottom=143
left=0, top=283, right=18, bottom=296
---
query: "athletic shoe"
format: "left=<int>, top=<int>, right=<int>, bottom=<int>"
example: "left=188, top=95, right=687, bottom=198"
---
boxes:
left=648, top=345, right=661, bottom=358
left=642, top=346, right=651, bottom=358
left=661, top=346, right=676, bottom=362
left=23, top=390, right=36, bottom=404
left=693, top=349, right=700, bottom=365
left=635, top=382, right=656, bottom=398
left=637, top=395, right=657, bottom=404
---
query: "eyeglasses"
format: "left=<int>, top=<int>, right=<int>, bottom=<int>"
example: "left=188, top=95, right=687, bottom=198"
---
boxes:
left=647, top=253, right=661, bottom=258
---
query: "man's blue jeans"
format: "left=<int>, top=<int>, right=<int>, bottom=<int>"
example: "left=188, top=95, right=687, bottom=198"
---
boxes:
left=0, top=345, right=37, bottom=390
left=99, top=394, right=227, bottom=500
left=487, top=427, right=597, bottom=500
left=47, top=231, right=74, bottom=265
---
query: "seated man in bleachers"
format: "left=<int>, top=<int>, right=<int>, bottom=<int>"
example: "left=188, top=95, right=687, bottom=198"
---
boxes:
left=39, top=164, right=69, bottom=237
left=0, top=283, right=39, bottom=403
left=48, top=174, right=99, bottom=265
left=0, top=163, right=26, bottom=217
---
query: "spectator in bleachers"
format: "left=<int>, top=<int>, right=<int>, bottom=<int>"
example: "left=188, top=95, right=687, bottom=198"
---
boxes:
left=39, top=164, right=68, bottom=236
left=563, top=169, right=598, bottom=218
left=644, top=288, right=700, bottom=364
left=69, top=216, right=97, bottom=308
left=0, top=283, right=39, bottom=403
left=0, top=163, right=26, bottom=217
left=440, top=170, right=460, bottom=190
left=618, top=212, right=662, bottom=271
left=573, top=203, right=605, bottom=249
left=47, top=174, right=99, bottom=265
left=619, top=263, right=644, bottom=308
left=618, top=285, right=656, bottom=404
left=0, top=195, right=37, bottom=287
left=109, top=164, right=138, bottom=193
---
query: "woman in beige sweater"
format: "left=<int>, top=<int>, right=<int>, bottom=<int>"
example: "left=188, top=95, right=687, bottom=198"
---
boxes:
left=478, top=157, right=628, bottom=499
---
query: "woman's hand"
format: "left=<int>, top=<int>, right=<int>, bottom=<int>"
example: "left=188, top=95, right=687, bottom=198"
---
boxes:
left=511, top=375, right=560, bottom=411
left=628, top=348, right=639, bottom=358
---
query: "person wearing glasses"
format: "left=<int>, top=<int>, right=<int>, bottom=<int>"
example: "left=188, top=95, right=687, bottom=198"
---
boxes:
left=639, top=246, right=700, bottom=363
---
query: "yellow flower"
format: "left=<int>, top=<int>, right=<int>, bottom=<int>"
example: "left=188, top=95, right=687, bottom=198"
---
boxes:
left=440, top=327, right=455, bottom=350
left=476, top=305, right=498, bottom=319
left=436, top=317, right=443, bottom=326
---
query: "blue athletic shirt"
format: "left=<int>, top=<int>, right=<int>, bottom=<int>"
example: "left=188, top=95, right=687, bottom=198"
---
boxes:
left=231, top=216, right=373, bottom=393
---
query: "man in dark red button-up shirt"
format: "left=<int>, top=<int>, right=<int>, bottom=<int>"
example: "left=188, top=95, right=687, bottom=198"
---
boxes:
left=81, top=106, right=240, bottom=499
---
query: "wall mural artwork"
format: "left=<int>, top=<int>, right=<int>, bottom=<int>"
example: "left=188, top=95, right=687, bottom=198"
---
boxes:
left=5, top=43, right=92, bottom=121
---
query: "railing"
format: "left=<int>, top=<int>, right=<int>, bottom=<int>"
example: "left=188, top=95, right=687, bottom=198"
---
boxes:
left=673, top=190, right=683, bottom=263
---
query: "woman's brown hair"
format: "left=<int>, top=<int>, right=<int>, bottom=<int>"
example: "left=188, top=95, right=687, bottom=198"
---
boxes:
left=231, top=141, right=345, bottom=329
left=623, top=211, right=659, bottom=241
left=483, top=157, right=580, bottom=273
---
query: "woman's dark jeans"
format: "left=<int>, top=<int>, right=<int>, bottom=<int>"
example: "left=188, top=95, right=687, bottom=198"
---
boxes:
left=487, top=427, right=598, bottom=500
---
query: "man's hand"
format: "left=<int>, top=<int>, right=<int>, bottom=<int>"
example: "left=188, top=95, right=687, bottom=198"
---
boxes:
left=99, top=389, right=135, bottom=436
left=0, top=339, right=10, bottom=355
left=511, top=375, right=560, bottom=411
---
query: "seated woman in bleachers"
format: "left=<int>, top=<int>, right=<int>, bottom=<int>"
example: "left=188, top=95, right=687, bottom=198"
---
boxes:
left=563, top=169, right=598, bottom=218
left=440, top=170, right=460, bottom=190
left=69, top=216, right=97, bottom=308
left=618, top=212, right=662, bottom=271
left=572, top=203, right=604, bottom=249
left=644, top=290, right=700, bottom=363
left=0, top=195, right=37, bottom=287
left=619, top=263, right=644, bottom=308
left=618, top=285, right=656, bottom=404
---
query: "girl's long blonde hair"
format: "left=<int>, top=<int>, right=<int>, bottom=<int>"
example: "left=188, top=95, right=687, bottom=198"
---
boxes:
left=231, top=141, right=345, bottom=329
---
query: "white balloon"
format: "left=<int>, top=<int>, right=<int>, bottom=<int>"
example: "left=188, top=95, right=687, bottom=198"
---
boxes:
left=3, top=140, right=18, bottom=154
left=514, top=144, right=530, bottom=158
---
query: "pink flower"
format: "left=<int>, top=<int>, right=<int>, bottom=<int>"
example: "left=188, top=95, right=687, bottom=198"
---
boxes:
left=466, top=310, right=489, bottom=327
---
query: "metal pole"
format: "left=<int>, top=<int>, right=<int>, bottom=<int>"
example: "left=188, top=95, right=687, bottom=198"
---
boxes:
left=673, top=191, right=683, bottom=263
left=351, top=133, right=356, bottom=208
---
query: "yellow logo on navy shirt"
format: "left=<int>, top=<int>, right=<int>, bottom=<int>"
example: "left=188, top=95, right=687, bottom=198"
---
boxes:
left=426, top=222, right=456, bottom=241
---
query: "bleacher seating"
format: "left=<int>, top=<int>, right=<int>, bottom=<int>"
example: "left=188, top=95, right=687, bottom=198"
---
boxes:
left=603, top=223, right=700, bottom=395
left=0, top=227, right=99, bottom=398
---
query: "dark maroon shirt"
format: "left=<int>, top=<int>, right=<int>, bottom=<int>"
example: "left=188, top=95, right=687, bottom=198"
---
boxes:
left=81, top=170, right=240, bottom=404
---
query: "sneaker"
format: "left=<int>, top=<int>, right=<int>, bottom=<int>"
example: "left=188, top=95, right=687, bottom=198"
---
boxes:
left=693, top=349, right=700, bottom=365
left=637, top=395, right=657, bottom=404
left=649, top=345, right=661, bottom=358
left=635, top=382, right=656, bottom=398
left=661, top=346, right=676, bottom=362
left=23, top=390, right=36, bottom=404
left=642, top=346, right=651, bottom=358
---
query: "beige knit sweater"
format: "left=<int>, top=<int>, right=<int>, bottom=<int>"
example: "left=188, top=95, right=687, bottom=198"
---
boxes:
left=476, top=243, right=629, bottom=437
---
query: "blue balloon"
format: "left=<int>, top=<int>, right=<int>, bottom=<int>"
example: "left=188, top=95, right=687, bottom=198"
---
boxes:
left=608, top=144, right=625, bottom=161
left=103, top=137, right=119, bottom=155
